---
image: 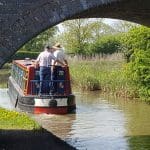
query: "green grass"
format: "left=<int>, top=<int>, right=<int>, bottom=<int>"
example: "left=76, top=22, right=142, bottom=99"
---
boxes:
left=0, top=108, right=40, bottom=130
left=0, top=63, right=41, bottom=130
left=70, top=59, right=138, bottom=98
left=0, top=69, right=10, bottom=88
left=0, top=61, right=137, bottom=98
left=0, top=63, right=11, bottom=88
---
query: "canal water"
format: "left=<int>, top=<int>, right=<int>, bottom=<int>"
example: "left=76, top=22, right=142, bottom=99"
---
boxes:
left=0, top=89, right=13, bottom=110
left=0, top=89, right=150, bottom=150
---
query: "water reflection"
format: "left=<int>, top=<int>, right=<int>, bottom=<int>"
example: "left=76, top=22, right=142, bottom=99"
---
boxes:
left=33, top=114, right=76, bottom=139
left=0, top=89, right=13, bottom=110
left=33, top=91, right=129, bottom=150
left=103, top=93, right=150, bottom=136
left=66, top=92, right=128, bottom=150
left=35, top=91, right=150, bottom=150
left=0, top=89, right=150, bottom=150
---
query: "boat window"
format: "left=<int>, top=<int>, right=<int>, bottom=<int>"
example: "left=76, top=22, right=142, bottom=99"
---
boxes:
left=11, top=64, right=27, bottom=90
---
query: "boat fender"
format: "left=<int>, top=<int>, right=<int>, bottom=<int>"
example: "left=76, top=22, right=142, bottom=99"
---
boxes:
left=67, top=95, right=75, bottom=105
left=15, top=95, right=19, bottom=108
left=49, top=99, right=57, bottom=107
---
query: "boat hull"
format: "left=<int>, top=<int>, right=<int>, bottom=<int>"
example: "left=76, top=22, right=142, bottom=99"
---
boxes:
left=8, top=76, right=76, bottom=114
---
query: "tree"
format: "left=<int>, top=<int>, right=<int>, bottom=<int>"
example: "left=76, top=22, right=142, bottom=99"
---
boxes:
left=20, top=26, right=58, bottom=52
left=90, top=35, right=121, bottom=54
left=121, top=26, right=150, bottom=62
left=56, top=19, right=115, bottom=55
left=123, top=26, right=150, bottom=101
left=89, top=19, right=116, bottom=39
left=57, top=19, right=92, bottom=54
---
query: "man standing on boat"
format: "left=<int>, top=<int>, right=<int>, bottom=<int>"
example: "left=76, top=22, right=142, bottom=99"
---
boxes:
left=35, top=45, right=66, bottom=95
left=52, top=43, right=68, bottom=66
left=51, top=43, right=68, bottom=94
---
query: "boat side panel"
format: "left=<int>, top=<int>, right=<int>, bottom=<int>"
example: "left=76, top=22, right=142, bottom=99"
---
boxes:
left=8, top=60, right=76, bottom=114
left=8, top=76, right=75, bottom=114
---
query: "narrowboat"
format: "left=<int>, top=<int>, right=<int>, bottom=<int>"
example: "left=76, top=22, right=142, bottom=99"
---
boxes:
left=7, top=59, right=76, bottom=114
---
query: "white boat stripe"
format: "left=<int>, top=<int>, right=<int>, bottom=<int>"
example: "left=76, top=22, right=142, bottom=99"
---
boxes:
left=34, top=98, right=68, bottom=107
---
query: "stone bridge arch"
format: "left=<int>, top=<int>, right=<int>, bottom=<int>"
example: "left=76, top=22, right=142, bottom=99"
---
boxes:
left=0, top=0, right=150, bottom=67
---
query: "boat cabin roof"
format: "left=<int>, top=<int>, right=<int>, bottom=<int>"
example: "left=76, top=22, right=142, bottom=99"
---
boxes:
left=13, top=59, right=35, bottom=69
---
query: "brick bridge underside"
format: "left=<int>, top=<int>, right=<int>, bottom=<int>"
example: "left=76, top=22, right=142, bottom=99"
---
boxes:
left=0, top=0, right=150, bottom=68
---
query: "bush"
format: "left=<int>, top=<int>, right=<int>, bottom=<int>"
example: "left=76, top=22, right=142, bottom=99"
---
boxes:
left=126, top=49, right=150, bottom=101
left=122, top=26, right=150, bottom=101
left=91, top=35, right=121, bottom=55
left=122, top=26, right=150, bottom=62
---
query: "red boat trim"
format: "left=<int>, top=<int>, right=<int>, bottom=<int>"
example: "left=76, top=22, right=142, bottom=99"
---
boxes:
left=34, top=107, right=68, bottom=114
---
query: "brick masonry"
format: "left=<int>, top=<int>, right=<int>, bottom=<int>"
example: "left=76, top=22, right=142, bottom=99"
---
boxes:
left=0, top=0, right=150, bottom=67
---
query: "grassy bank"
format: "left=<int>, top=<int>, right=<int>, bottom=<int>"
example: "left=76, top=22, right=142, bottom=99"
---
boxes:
left=0, top=59, right=138, bottom=99
left=0, top=64, right=41, bottom=130
left=0, top=63, right=11, bottom=88
left=69, top=58, right=137, bottom=99
left=0, top=108, right=40, bottom=130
